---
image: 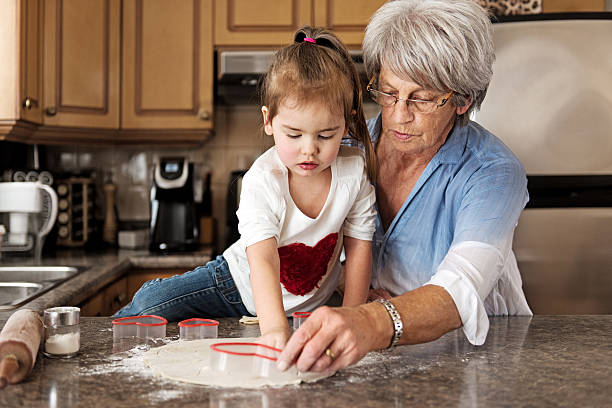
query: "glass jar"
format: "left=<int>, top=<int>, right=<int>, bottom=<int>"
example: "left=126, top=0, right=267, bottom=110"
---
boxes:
left=43, top=306, right=80, bottom=358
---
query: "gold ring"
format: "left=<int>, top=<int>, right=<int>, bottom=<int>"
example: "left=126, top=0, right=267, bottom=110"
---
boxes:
left=325, top=348, right=336, bottom=361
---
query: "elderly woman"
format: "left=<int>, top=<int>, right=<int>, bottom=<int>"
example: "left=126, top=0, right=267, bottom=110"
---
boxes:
left=277, top=0, right=532, bottom=373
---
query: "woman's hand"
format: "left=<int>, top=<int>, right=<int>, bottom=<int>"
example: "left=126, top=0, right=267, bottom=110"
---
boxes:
left=277, top=304, right=387, bottom=373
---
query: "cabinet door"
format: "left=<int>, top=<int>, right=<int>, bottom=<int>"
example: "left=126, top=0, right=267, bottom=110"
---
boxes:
left=20, top=0, right=43, bottom=124
left=79, top=277, right=128, bottom=316
left=103, top=277, right=128, bottom=316
left=0, top=0, right=42, bottom=133
left=79, top=289, right=104, bottom=317
left=122, top=0, right=213, bottom=130
left=43, top=0, right=120, bottom=128
left=214, top=0, right=313, bottom=46
left=127, top=268, right=183, bottom=300
left=542, top=0, right=605, bottom=12
left=313, top=0, right=386, bottom=46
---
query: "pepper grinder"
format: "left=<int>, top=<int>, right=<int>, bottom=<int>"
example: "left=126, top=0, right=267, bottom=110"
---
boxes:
left=103, top=182, right=117, bottom=245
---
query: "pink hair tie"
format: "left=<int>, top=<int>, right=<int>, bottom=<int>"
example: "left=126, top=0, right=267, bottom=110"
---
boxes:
left=303, top=37, right=316, bottom=44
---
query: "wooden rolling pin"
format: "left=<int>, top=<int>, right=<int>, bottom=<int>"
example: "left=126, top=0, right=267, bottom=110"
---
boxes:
left=0, top=309, right=43, bottom=389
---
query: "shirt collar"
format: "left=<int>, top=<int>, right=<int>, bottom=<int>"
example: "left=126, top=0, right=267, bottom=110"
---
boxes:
left=368, top=111, right=468, bottom=165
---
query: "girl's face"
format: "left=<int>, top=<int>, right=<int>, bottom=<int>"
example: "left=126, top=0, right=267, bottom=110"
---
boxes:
left=262, top=98, right=347, bottom=180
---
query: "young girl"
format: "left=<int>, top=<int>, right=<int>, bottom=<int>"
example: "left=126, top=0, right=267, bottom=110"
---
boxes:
left=115, top=26, right=377, bottom=348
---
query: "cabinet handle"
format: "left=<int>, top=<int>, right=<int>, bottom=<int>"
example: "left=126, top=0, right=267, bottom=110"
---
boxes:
left=198, top=109, right=211, bottom=121
left=22, top=97, right=35, bottom=110
left=45, top=107, right=57, bottom=116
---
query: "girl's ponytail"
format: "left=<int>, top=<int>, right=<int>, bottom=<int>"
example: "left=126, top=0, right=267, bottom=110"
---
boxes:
left=294, top=27, right=377, bottom=182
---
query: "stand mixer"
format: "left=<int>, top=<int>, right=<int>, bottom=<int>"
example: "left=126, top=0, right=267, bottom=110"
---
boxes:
left=0, top=182, right=58, bottom=260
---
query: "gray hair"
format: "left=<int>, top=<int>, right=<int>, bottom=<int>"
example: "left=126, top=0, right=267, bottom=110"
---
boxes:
left=363, top=0, right=494, bottom=124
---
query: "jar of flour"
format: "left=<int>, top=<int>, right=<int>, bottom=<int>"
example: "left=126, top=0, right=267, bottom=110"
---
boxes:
left=43, top=306, right=80, bottom=358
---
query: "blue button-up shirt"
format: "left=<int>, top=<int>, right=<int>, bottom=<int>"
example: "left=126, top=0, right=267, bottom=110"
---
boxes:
left=361, top=112, right=532, bottom=344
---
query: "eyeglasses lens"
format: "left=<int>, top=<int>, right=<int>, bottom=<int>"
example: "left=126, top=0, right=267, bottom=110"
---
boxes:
left=368, top=89, right=437, bottom=114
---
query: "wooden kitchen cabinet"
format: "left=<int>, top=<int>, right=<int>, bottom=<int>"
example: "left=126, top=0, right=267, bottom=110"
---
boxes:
left=19, top=0, right=44, bottom=125
left=121, top=0, right=214, bottom=131
left=543, top=0, right=605, bottom=13
left=2, top=0, right=212, bottom=145
left=80, top=277, right=128, bottom=317
left=312, top=0, right=387, bottom=45
left=214, top=0, right=313, bottom=46
left=0, top=0, right=43, bottom=139
left=214, top=0, right=386, bottom=47
left=42, top=0, right=121, bottom=129
left=216, top=0, right=607, bottom=47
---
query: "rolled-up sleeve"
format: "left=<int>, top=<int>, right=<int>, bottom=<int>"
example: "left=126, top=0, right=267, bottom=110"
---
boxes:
left=236, top=172, right=284, bottom=248
left=426, top=239, right=510, bottom=345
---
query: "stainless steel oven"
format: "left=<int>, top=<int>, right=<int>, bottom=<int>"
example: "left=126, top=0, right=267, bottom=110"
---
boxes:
left=474, top=13, right=612, bottom=314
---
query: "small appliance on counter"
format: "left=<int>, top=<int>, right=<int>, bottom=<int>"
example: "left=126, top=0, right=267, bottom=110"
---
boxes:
left=150, top=157, right=199, bottom=252
left=224, top=169, right=247, bottom=250
left=0, top=182, right=58, bottom=260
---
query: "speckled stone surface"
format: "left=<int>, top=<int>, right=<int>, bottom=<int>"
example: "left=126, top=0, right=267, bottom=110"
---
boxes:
left=0, top=316, right=611, bottom=407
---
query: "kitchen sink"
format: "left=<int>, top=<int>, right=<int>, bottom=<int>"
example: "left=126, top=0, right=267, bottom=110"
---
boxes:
left=0, top=266, right=86, bottom=310
left=0, top=282, right=45, bottom=309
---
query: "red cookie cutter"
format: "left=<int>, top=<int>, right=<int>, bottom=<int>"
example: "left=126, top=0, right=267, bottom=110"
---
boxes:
left=178, top=318, right=219, bottom=340
left=112, top=315, right=167, bottom=340
left=292, top=311, right=311, bottom=329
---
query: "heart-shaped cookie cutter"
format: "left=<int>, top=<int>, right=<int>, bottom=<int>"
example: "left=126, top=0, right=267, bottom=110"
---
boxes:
left=112, top=315, right=167, bottom=341
left=209, top=342, right=297, bottom=378
left=178, top=318, right=219, bottom=340
left=292, top=311, right=311, bottom=329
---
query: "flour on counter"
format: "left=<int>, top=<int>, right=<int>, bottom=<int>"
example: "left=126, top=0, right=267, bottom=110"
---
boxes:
left=79, top=344, right=152, bottom=377
left=79, top=340, right=191, bottom=402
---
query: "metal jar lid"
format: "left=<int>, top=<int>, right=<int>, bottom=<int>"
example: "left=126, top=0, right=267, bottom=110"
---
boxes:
left=44, top=306, right=80, bottom=326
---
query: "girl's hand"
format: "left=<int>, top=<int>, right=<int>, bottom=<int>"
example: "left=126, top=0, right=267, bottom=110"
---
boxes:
left=258, top=326, right=290, bottom=350
left=367, top=287, right=392, bottom=301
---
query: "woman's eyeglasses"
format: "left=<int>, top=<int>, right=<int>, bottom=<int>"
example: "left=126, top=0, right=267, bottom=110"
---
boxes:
left=366, top=76, right=454, bottom=114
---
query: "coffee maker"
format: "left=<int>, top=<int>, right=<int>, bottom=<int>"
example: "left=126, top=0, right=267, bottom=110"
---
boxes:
left=150, top=157, right=199, bottom=252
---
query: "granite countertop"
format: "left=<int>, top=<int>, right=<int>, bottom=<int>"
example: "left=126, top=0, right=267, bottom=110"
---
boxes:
left=0, top=316, right=610, bottom=407
left=0, top=247, right=214, bottom=321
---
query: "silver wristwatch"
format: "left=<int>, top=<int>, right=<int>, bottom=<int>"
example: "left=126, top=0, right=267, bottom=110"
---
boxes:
left=375, top=298, right=403, bottom=349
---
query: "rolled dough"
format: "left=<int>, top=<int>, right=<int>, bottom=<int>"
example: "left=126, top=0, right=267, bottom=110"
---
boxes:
left=143, top=338, right=333, bottom=388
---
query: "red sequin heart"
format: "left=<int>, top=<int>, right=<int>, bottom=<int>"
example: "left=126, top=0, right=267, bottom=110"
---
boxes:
left=278, top=233, right=339, bottom=296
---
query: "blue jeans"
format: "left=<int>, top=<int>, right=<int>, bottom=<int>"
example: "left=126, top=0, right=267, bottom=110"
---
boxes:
left=113, top=256, right=251, bottom=321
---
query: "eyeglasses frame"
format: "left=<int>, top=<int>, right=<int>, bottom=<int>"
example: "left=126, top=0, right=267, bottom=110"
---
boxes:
left=366, top=75, right=454, bottom=113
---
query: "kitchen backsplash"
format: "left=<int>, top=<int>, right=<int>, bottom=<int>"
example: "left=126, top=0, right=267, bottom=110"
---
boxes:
left=2, top=103, right=380, bottom=249
left=41, top=105, right=271, bottom=244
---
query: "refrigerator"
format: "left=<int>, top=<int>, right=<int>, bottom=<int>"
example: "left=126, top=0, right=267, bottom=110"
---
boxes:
left=473, top=13, right=612, bottom=314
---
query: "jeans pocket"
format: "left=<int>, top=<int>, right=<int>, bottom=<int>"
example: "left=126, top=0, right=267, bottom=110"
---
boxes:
left=213, top=263, right=242, bottom=305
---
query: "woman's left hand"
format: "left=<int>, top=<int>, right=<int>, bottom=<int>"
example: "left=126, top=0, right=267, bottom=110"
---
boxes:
left=277, top=305, right=382, bottom=373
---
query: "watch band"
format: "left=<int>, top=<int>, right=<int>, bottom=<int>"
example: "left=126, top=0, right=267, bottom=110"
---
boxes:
left=375, top=298, right=403, bottom=349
